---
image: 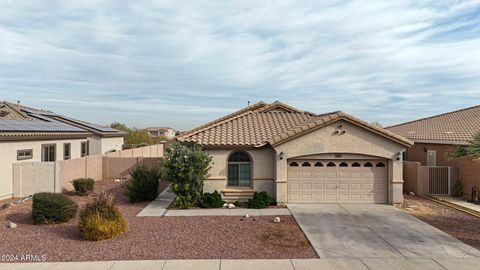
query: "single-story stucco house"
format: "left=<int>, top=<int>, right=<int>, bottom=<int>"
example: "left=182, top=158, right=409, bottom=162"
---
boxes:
left=176, top=101, right=413, bottom=205
left=0, top=101, right=126, bottom=200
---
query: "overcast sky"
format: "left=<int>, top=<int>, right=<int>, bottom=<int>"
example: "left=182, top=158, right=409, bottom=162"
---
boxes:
left=1, top=1, right=479, bottom=131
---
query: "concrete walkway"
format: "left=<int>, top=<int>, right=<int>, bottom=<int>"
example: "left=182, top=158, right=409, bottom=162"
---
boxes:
left=137, top=187, right=291, bottom=217
left=288, top=204, right=480, bottom=259
left=433, top=196, right=480, bottom=214
left=164, top=207, right=291, bottom=216
left=137, top=187, right=175, bottom=217
left=1, top=258, right=480, bottom=270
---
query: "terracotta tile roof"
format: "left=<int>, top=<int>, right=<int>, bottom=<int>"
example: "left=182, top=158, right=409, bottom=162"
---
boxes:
left=386, top=105, right=480, bottom=145
left=177, top=101, right=412, bottom=147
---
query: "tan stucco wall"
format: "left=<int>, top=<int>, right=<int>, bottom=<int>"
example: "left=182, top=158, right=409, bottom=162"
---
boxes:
left=13, top=162, right=56, bottom=197
left=406, top=143, right=455, bottom=166
left=3, top=142, right=163, bottom=199
left=0, top=139, right=84, bottom=199
left=273, top=120, right=407, bottom=205
left=203, top=147, right=276, bottom=196
left=456, top=157, right=480, bottom=199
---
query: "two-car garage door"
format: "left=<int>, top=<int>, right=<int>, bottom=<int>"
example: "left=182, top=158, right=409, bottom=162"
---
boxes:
left=287, top=159, right=388, bottom=203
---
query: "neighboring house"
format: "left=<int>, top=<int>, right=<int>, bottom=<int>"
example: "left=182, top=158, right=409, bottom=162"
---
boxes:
left=0, top=101, right=126, bottom=200
left=145, top=127, right=175, bottom=140
left=177, top=101, right=412, bottom=205
left=386, top=105, right=480, bottom=197
left=387, top=105, right=480, bottom=167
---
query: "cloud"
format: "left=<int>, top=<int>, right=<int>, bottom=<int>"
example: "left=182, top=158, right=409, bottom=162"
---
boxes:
left=0, top=0, right=479, bottom=130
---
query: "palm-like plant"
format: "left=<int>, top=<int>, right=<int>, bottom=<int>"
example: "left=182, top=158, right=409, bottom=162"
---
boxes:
left=451, top=132, right=480, bottom=157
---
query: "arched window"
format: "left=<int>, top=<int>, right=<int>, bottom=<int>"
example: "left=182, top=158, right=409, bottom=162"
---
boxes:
left=314, top=162, right=323, bottom=167
left=339, top=162, right=348, bottom=167
left=228, top=151, right=251, bottom=187
left=289, top=162, right=299, bottom=167
left=376, top=162, right=386, bottom=167
left=364, top=162, right=373, bottom=167
left=327, top=162, right=336, bottom=167
left=352, top=162, right=361, bottom=167
left=302, top=162, right=311, bottom=167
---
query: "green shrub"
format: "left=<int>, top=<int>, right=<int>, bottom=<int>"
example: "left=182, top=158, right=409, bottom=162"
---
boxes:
left=124, top=165, right=161, bottom=202
left=248, top=192, right=272, bottom=209
left=72, top=178, right=95, bottom=196
left=199, top=191, right=224, bottom=208
left=162, top=142, right=212, bottom=209
left=32, top=192, right=77, bottom=224
left=453, top=180, right=463, bottom=198
left=79, top=192, right=127, bottom=241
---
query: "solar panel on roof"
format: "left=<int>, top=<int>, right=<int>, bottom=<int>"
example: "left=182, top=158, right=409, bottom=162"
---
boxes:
left=21, top=108, right=58, bottom=116
left=57, top=116, right=119, bottom=132
left=0, top=120, right=86, bottom=132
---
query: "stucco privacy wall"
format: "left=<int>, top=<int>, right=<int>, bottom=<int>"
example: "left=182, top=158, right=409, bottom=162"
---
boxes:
left=103, top=157, right=161, bottom=182
left=58, top=155, right=104, bottom=192
left=273, top=120, right=407, bottom=205
left=11, top=144, right=165, bottom=197
left=403, top=161, right=429, bottom=195
left=13, top=162, right=55, bottom=197
left=456, top=157, right=480, bottom=199
left=204, top=147, right=276, bottom=197
left=0, top=139, right=85, bottom=200
left=105, top=144, right=164, bottom=158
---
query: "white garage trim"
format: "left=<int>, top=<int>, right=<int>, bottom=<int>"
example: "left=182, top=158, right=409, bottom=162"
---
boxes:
left=287, top=159, right=388, bottom=203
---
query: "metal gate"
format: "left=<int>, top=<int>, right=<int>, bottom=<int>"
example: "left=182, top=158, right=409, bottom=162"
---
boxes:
left=428, top=166, right=451, bottom=195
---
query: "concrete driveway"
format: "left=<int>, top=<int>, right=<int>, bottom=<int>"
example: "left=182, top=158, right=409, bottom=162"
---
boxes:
left=288, top=204, right=480, bottom=259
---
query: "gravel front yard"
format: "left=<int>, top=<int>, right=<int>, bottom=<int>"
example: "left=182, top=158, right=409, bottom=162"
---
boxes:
left=402, top=194, right=480, bottom=250
left=0, top=180, right=316, bottom=262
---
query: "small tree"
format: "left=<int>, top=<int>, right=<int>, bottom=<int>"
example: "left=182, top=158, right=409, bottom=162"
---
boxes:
left=162, top=142, right=212, bottom=208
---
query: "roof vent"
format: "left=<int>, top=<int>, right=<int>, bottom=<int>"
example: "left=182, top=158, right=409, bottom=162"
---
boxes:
left=444, top=131, right=454, bottom=134
left=0, top=110, right=9, bottom=117
left=407, top=131, right=415, bottom=134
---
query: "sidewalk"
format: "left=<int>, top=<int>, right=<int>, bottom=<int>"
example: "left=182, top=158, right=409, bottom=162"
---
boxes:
left=1, top=258, right=479, bottom=270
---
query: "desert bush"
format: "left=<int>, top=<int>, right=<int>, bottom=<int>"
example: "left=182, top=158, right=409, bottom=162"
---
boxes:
left=72, top=178, right=95, bottom=196
left=162, top=142, right=212, bottom=208
left=79, top=192, right=127, bottom=241
left=199, top=191, right=224, bottom=208
left=248, top=191, right=272, bottom=209
left=32, top=192, right=77, bottom=224
left=124, top=165, right=161, bottom=202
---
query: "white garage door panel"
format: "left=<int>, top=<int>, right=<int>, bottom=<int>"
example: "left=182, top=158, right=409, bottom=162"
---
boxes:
left=287, top=159, right=388, bottom=204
